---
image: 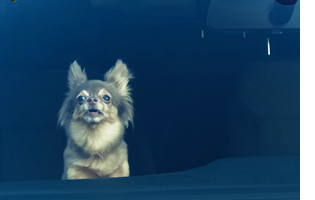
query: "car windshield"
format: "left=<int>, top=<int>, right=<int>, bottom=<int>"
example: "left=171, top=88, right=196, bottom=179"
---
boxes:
left=0, top=0, right=301, bottom=199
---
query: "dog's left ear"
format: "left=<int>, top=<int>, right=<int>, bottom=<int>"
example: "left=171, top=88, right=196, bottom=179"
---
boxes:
left=68, top=60, right=87, bottom=90
left=104, top=60, right=133, bottom=96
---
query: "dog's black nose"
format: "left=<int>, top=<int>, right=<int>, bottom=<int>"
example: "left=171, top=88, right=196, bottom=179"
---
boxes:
left=87, top=97, right=98, bottom=104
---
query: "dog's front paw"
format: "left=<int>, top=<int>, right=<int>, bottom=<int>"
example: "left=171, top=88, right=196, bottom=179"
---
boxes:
left=66, top=167, right=99, bottom=180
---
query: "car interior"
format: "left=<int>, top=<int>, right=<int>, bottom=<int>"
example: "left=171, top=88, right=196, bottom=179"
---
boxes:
left=0, top=0, right=300, bottom=199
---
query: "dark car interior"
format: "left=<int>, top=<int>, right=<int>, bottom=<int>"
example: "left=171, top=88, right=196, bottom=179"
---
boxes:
left=0, top=0, right=299, bottom=199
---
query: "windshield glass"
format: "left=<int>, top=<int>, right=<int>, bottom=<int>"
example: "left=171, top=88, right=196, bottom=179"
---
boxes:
left=0, top=0, right=299, bottom=183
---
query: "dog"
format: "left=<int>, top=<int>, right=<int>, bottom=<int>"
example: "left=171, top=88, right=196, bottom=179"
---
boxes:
left=58, top=60, right=133, bottom=180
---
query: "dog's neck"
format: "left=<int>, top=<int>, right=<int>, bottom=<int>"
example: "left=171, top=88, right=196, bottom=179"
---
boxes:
left=68, top=119, right=125, bottom=155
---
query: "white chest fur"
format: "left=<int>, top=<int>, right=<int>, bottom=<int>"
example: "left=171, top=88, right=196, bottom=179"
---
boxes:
left=69, top=120, right=124, bottom=154
left=65, top=120, right=128, bottom=176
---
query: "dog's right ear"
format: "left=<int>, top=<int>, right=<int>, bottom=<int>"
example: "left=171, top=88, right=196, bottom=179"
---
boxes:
left=68, top=60, right=87, bottom=90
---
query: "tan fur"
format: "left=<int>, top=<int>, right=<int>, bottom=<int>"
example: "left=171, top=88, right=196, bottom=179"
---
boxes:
left=77, top=90, right=89, bottom=97
left=63, top=120, right=129, bottom=178
left=69, top=119, right=123, bottom=154
left=59, top=60, right=133, bottom=180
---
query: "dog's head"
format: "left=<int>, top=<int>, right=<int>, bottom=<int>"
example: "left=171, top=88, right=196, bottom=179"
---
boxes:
left=58, top=60, right=133, bottom=129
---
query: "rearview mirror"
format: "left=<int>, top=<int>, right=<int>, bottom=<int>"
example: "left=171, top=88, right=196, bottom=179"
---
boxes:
left=207, top=0, right=300, bottom=32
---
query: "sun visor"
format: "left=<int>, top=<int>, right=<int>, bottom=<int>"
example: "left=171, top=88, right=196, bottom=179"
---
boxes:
left=207, top=0, right=300, bottom=32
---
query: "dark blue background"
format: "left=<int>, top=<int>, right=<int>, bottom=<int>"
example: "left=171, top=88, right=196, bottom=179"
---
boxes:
left=0, top=0, right=299, bottom=182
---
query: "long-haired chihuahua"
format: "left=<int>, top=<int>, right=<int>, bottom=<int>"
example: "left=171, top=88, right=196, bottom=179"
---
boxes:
left=58, top=60, right=133, bottom=180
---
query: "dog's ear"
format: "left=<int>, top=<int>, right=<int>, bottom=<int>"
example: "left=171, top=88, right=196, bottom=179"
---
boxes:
left=104, top=60, right=133, bottom=96
left=68, top=60, right=87, bottom=90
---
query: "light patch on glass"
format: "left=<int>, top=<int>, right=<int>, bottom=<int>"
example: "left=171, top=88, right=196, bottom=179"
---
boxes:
left=267, top=38, right=271, bottom=56
left=201, top=30, right=204, bottom=38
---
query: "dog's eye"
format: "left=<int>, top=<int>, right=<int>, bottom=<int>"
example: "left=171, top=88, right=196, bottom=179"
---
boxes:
left=103, top=95, right=110, bottom=101
left=77, top=96, right=85, bottom=102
